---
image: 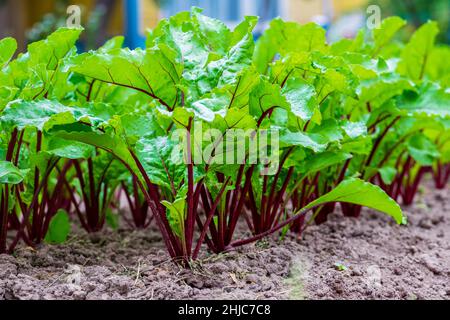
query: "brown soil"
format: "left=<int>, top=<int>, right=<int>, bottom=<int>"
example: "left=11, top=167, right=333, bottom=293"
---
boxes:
left=0, top=182, right=448, bottom=300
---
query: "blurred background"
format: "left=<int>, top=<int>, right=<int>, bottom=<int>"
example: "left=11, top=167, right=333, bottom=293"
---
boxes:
left=0, top=0, right=448, bottom=52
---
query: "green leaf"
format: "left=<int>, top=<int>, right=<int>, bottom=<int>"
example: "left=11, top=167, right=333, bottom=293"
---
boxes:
left=171, top=107, right=194, bottom=128
left=303, top=178, right=405, bottom=224
left=1, top=100, right=80, bottom=131
left=280, top=130, right=327, bottom=153
left=300, top=151, right=352, bottom=176
left=26, top=27, right=82, bottom=68
left=136, top=136, right=186, bottom=191
left=357, top=74, right=413, bottom=109
left=148, top=9, right=256, bottom=103
left=407, top=134, right=440, bottom=166
left=309, top=119, right=343, bottom=143
left=52, top=126, right=142, bottom=184
left=221, top=107, right=257, bottom=130
left=282, top=78, right=318, bottom=121
left=397, top=21, right=439, bottom=80
left=189, top=89, right=230, bottom=122
left=148, top=10, right=212, bottom=70
left=0, top=161, right=25, bottom=184
left=191, top=7, right=231, bottom=55
left=72, top=47, right=182, bottom=108
left=249, top=78, right=289, bottom=118
left=208, top=27, right=256, bottom=88
left=426, top=46, right=450, bottom=86
left=161, top=196, right=186, bottom=238
left=226, top=67, right=259, bottom=110
left=44, top=209, right=71, bottom=244
left=254, top=19, right=327, bottom=73
left=341, top=136, right=373, bottom=155
left=372, top=17, right=406, bottom=56
left=342, top=121, right=367, bottom=139
left=112, top=112, right=165, bottom=143
left=379, top=166, right=397, bottom=185
left=396, top=82, right=450, bottom=118
left=0, top=37, right=17, bottom=67
left=99, top=36, right=124, bottom=51
left=46, top=137, right=95, bottom=159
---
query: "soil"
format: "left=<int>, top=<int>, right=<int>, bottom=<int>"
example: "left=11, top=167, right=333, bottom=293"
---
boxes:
left=0, top=181, right=448, bottom=300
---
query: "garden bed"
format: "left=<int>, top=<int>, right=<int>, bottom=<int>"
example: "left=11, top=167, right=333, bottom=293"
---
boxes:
left=1, top=181, right=447, bottom=300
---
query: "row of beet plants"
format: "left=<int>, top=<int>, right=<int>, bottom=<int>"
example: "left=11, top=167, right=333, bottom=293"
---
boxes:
left=0, top=9, right=448, bottom=264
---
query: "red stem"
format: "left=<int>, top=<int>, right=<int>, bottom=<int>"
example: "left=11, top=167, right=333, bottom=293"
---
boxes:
left=192, top=178, right=230, bottom=260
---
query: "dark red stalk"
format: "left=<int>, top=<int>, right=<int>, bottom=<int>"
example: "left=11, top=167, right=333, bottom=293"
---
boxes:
left=121, top=179, right=150, bottom=229
left=445, top=164, right=450, bottom=186
left=199, top=185, right=220, bottom=247
left=86, top=80, right=96, bottom=102
left=402, top=166, right=426, bottom=205
left=290, top=179, right=308, bottom=232
left=230, top=204, right=324, bottom=248
left=257, top=107, right=277, bottom=127
left=0, top=190, right=8, bottom=254
left=194, top=214, right=217, bottom=253
left=185, top=119, right=195, bottom=257
left=241, top=205, right=255, bottom=232
left=247, top=186, right=259, bottom=234
left=434, top=161, right=450, bottom=189
left=40, top=162, right=73, bottom=238
left=267, top=166, right=294, bottom=230
left=73, top=160, right=91, bottom=214
left=313, top=202, right=336, bottom=225
left=216, top=106, right=278, bottom=246
left=264, top=148, right=293, bottom=225
left=192, top=178, right=230, bottom=259
left=0, top=130, right=19, bottom=253
left=337, top=159, right=351, bottom=183
left=260, top=174, right=268, bottom=230
left=226, top=165, right=255, bottom=245
left=229, top=164, right=245, bottom=216
left=62, top=178, right=90, bottom=231
left=13, top=131, right=24, bottom=165
left=128, top=149, right=182, bottom=259
left=368, top=114, right=391, bottom=133
left=341, top=203, right=362, bottom=218
left=86, top=158, right=100, bottom=230
left=8, top=158, right=60, bottom=252
left=364, top=116, right=401, bottom=172
left=34, top=131, right=43, bottom=193
left=381, top=150, right=407, bottom=199
left=394, top=156, right=413, bottom=201
left=377, top=134, right=415, bottom=169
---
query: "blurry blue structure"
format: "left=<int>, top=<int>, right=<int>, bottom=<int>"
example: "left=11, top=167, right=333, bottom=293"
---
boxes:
left=161, top=0, right=283, bottom=37
left=162, top=0, right=280, bottom=20
left=122, top=0, right=309, bottom=48
left=124, top=0, right=146, bottom=49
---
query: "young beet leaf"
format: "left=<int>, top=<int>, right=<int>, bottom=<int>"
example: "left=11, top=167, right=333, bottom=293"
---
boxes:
left=230, top=178, right=405, bottom=248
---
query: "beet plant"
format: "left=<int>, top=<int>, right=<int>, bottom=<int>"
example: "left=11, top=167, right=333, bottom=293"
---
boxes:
left=0, top=9, right=448, bottom=265
left=53, top=10, right=405, bottom=263
left=0, top=29, right=86, bottom=252
left=119, top=175, right=151, bottom=229
left=0, top=160, right=26, bottom=253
